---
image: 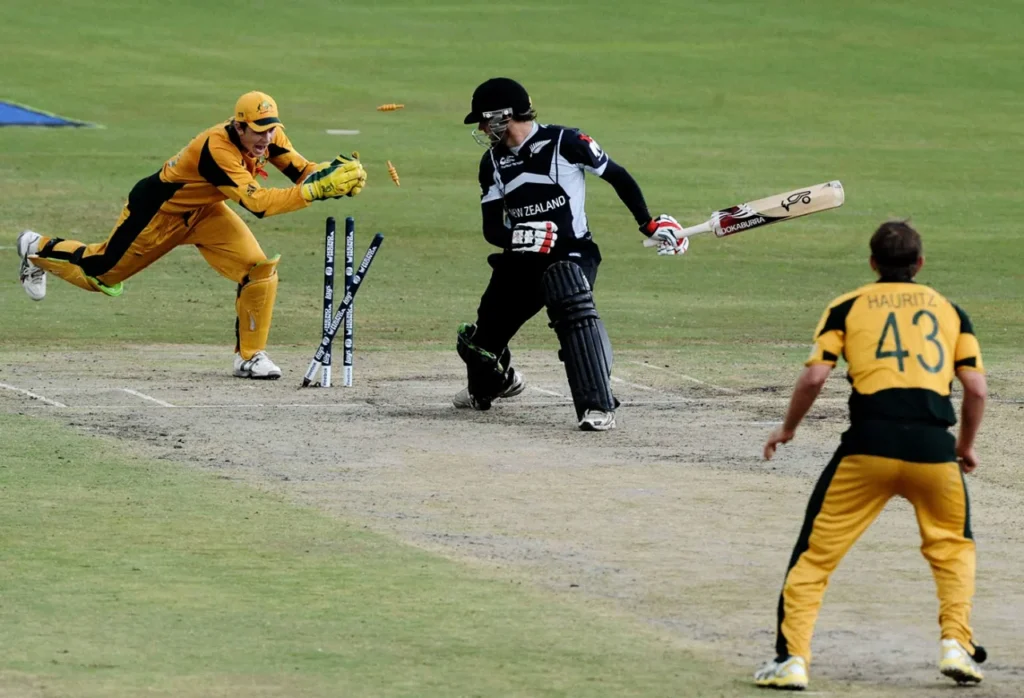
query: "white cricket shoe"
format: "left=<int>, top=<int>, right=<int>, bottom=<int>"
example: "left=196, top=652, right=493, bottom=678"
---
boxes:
left=578, top=409, right=616, bottom=432
left=939, top=639, right=984, bottom=685
left=453, top=368, right=525, bottom=409
left=754, top=655, right=809, bottom=691
left=17, top=230, right=46, bottom=301
left=233, top=351, right=282, bottom=380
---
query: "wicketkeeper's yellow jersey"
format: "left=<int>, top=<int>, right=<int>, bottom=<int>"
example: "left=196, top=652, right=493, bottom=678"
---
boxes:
left=137, top=121, right=317, bottom=218
left=807, top=281, right=983, bottom=429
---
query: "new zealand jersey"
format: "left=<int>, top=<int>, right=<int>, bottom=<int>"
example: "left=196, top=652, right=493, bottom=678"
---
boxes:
left=479, top=123, right=610, bottom=241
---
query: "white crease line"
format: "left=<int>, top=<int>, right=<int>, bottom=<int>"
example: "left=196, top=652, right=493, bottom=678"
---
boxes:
left=0, top=381, right=67, bottom=408
left=119, top=388, right=176, bottom=408
left=627, top=361, right=739, bottom=393
left=611, top=376, right=658, bottom=392
left=529, top=386, right=565, bottom=397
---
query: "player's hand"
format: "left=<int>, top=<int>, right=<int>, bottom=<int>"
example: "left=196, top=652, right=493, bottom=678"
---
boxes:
left=763, top=426, right=796, bottom=461
left=641, top=214, right=689, bottom=256
left=331, top=152, right=367, bottom=197
left=956, top=443, right=979, bottom=474
left=300, top=154, right=366, bottom=201
left=510, top=221, right=558, bottom=254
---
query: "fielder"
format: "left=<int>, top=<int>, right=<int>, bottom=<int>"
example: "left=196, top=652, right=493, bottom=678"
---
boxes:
left=755, top=221, right=988, bottom=690
left=455, top=77, right=688, bottom=431
left=16, top=91, right=366, bottom=379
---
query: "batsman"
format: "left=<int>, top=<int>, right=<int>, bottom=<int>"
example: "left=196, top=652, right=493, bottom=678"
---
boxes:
left=455, top=78, right=688, bottom=431
left=15, top=91, right=367, bottom=379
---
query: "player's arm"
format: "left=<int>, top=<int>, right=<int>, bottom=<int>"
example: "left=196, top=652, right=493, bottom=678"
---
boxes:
left=560, top=130, right=685, bottom=255
left=204, top=140, right=308, bottom=218
left=206, top=141, right=364, bottom=217
left=953, top=304, right=986, bottom=473
left=764, top=302, right=846, bottom=460
left=267, top=130, right=318, bottom=184
left=479, top=155, right=512, bottom=248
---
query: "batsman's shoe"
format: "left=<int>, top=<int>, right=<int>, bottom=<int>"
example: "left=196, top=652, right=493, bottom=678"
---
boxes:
left=233, top=351, right=282, bottom=380
left=17, top=230, right=46, bottom=301
left=754, top=655, right=809, bottom=691
left=579, top=409, right=616, bottom=432
left=497, top=367, right=525, bottom=399
left=453, top=388, right=484, bottom=410
left=453, top=368, right=525, bottom=409
left=939, top=639, right=984, bottom=685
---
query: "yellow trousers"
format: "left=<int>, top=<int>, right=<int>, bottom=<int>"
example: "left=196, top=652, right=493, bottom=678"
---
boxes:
left=34, top=202, right=276, bottom=359
left=776, top=450, right=975, bottom=663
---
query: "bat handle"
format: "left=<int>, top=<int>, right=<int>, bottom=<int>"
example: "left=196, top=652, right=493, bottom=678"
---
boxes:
left=642, top=220, right=713, bottom=247
left=679, top=221, right=714, bottom=238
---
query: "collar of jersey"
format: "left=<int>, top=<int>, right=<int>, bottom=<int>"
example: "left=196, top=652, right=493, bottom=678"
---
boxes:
left=503, top=122, right=540, bottom=156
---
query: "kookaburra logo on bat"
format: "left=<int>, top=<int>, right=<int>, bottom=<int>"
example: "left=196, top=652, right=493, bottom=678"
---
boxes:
left=781, top=190, right=813, bottom=212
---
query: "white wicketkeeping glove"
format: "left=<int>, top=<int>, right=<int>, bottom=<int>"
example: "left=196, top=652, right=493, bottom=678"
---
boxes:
left=642, top=214, right=689, bottom=256
left=510, top=221, right=558, bottom=254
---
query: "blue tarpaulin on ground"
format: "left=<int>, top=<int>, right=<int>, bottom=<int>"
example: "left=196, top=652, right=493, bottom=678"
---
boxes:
left=0, top=101, right=89, bottom=127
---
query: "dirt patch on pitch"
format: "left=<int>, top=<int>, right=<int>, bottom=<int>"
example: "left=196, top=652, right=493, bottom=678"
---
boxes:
left=2, top=346, right=1022, bottom=696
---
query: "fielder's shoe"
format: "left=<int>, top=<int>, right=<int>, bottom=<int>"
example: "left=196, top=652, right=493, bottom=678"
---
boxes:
left=17, top=230, right=46, bottom=301
left=939, top=639, right=984, bottom=685
left=754, top=655, right=809, bottom=691
left=578, top=409, right=616, bottom=432
left=233, top=351, right=282, bottom=380
left=453, top=367, right=525, bottom=410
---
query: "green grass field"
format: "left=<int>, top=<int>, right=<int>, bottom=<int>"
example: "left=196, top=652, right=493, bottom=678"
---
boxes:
left=0, top=412, right=748, bottom=698
left=1, top=0, right=1022, bottom=695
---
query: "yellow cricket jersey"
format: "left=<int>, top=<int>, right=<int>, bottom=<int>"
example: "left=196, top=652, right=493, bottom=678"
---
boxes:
left=128, top=121, right=317, bottom=220
left=807, top=281, right=983, bottom=451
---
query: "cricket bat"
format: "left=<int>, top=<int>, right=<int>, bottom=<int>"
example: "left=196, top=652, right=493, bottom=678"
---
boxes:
left=644, top=180, right=844, bottom=245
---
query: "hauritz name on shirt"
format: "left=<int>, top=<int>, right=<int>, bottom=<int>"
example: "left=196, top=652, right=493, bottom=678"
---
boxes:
left=509, top=196, right=567, bottom=219
left=866, top=292, right=937, bottom=310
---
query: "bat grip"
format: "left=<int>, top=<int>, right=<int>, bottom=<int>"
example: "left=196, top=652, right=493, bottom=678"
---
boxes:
left=679, top=221, right=714, bottom=238
left=642, top=220, right=713, bottom=247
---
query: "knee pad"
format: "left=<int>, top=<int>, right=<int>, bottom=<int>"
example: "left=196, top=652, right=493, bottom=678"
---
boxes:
left=543, top=261, right=616, bottom=416
left=235, top=255, right=279, bottom=359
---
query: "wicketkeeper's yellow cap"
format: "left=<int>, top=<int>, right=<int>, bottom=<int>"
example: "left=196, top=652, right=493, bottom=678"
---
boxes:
left=234, top=91, right=284, bottom=132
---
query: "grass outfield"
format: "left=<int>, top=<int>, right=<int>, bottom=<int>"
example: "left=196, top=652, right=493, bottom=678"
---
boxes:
left=1, top=1, right=1022, bottom=695
left=0, top=412, right=761, bottom=698
left=1, top=0, right=1021, bottom=353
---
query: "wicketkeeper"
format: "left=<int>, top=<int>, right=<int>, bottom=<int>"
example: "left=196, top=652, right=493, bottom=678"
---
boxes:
left=755, top=221, right=988, bottom=690
left=16, top=91, right=366, bottom=379
left=455, top=77, right=688, bottom=431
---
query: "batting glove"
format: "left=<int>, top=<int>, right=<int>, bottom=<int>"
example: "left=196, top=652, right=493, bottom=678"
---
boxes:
left=510, top=221, right=558, bottom=254
left=641, top=214, right=689, bottom=256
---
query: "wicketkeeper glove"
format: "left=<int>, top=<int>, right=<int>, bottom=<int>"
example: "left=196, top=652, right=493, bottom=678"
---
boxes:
left=510, top=221, right=558, bottom=254
left=300, top=153, right=367, bottom=201
left=641, top=214, right=689, bottom=256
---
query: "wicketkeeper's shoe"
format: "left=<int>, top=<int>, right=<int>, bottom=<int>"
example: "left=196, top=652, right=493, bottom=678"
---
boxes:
left=17, top=230, right=46, bottom=301
left=754, top=655, right=809, bottom=691
left=578, top=409, right=616, bottom=432
left=233, top=351, right=282, bottom=380
left=939, top=639, right=985, bottom=685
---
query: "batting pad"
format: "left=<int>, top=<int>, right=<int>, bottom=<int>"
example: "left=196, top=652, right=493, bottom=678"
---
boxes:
left=543, top=261, right=616, bottom=417
left=236, top=256, right=279, bottom=360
